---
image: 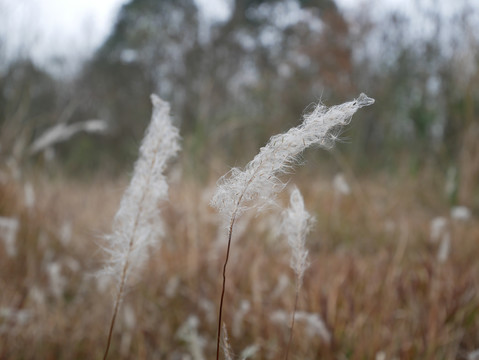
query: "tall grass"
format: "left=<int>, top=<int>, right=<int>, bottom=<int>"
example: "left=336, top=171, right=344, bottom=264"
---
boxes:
left=1, top=163, right=479, bottom=358
left=3, top=91, right=479, bottom=359
left=101, top=95, right=180, bottom=359
left=282, top=186, right=314, bottom=359
left=211, top=93, right=374, bottom=358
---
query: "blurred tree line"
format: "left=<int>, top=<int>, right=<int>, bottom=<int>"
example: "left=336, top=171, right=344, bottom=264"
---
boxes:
left=0, top=0, right=478, bottom=205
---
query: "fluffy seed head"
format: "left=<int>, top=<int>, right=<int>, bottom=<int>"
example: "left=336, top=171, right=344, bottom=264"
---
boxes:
left=282, top=186, right=314, bottom=285
left=102, top=94, right=180, bottom=284
left=210, top=93, right=374, bottom=220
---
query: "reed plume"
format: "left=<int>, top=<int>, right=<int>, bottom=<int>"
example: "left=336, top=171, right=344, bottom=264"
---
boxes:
left=211, top=93, right=374, bottom=359
left=102, top=94, right=180, bottom=359
left=282, top=186, right=314, bottom=359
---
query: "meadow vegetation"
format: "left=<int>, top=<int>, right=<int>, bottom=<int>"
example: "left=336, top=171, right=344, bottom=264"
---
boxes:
left=0, top=104, right=478, bottom=358
left=1, top=0, right=479, bottom=358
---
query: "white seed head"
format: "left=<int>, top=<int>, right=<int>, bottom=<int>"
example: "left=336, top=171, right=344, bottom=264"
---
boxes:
left=0, top=216, right=19, bottom=258
left=437, top=232, right=451, bottom=263
left=240, top=344, right=260, bottom=360
left=333, top=173, right=351, bottom=195
left=102, top=94, right=180, bottom=285
left=233, top=300, right=251, bottom=336
left=295, top=311, right=331, bottom=344
left=451, top=206, right=471, bottom=222
left=23, top=182, right=35, bottom=209
left=176, top=315, right=206, bottom=360
left=122, top=304, right=137, bottom=330
left=46, top=262, right=66, bottom=298
left=430, top=216, right=447, bottom=243
left=222, top=323, right=233, bottom=360
left=282, top=187, right=314, bottom=285
left=29, top=119, right=108, bottom=155
left=468, top=349, right=479, bottom=360
left=210, top=93, right=374, bottom=221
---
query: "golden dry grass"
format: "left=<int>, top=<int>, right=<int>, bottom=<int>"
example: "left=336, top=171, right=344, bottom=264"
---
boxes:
left=0, top=169, right=478, bottom=359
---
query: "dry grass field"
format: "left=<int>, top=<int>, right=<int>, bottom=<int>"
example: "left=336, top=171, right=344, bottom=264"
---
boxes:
left=0, top=165, right=478, bottom=359
left=1, top=0, right=478, bottom=359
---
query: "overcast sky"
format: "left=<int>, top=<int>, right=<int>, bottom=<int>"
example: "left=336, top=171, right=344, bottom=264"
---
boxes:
left=0, top=0, right=475, bottom=72
left=0, top=0, right=229, bottom=70
left=0, top=0, right=126, bottom=68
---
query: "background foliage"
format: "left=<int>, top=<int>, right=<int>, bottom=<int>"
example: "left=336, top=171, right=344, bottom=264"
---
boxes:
left=1, top=1, right=479, bottom=358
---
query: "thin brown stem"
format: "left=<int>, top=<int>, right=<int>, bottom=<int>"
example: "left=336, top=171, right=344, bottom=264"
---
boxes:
left=102, top=137, right=162, bottom=359
left=216, top=214, right=236, bottom=360
left=215, top=172, right=258, bottom=360
left=103, top=272, right=127, bottom=360
left=285, top=285, right=300, bottom=360
left=103, top=190, right=147, bottom=359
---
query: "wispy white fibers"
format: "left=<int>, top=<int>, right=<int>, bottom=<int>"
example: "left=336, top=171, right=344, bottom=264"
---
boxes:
left=282, top=187, right=314, bottom=359
left=211, top=94, right=374, bottom=358
left=103, top=94, right=180, bottom=283
left=271, top=310, right=331, bottom=344
left=0, top=216, right=19, bottom=257
left=176, top=316, right=206, bottom=360
left=282, top=187, right=314, bottom=287
left=29, top=119, right=108, bottom=155
left=294, top=311, right=331, bottom=344
left=211, top=93, right=374, bottom=220
left=222, top=323, right=233, bottom=360
left=102, top=94, right=180, bottom=359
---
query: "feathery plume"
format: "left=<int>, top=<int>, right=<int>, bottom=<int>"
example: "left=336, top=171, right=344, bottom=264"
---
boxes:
left=176, top=316, right=206, bottom=360
left=211, top=93, right=374, bottom=359
left=282, top=187, right=314, bottom=359
left=211, top=93, right=374, bottom=220
left=240, top=345, right=260, bottom=360
left=0, top=216, right=19, bottom=258
left=282, top=186, right=314, bottom=286
left=271, top=310, right=331, bottom=344
left=102, top=94, right=180, bottom=359
left=295, top=311, right=331, bottom=344
left=222, top=323, right=234, bottom=360
left=103, top=94, right=179, bottom=281
left=29, top=119, right=108, bottom=155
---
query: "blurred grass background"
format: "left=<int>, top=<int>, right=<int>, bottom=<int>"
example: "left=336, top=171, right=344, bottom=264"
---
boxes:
left=0, top=0, right=478, bottom=358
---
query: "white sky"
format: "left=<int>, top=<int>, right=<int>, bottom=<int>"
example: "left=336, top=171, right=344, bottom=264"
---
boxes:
left=1, top=0, right=476, bottom=72
left=0, top=0, right=231, bottom=71
left=0, top=0, right=127, bottom=70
